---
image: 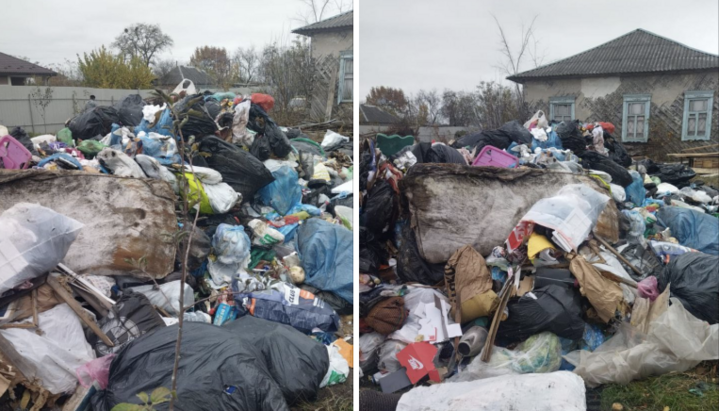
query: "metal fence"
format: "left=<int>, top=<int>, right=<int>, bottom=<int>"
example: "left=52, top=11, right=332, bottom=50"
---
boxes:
left=0, top=85, right=261, bottom=135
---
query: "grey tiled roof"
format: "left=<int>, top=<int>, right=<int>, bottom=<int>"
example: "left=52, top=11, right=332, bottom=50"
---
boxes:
left=508, top=29, right=719, bottom=83
left=158, top=65, right=213, bottom=87
left=360, top=104, right=399, bottom=124
left=292, top=10, right=353, bottom=36
left=0, top=52, right=56, bottom=76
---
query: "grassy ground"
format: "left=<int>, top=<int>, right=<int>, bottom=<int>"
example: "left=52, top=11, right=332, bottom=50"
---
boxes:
left=599, top=362, right=719, bottom=411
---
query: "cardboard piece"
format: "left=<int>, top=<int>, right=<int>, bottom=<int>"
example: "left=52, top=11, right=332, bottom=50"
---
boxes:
left=396, top=341, right=440, bottom=384
left=417, top=296, right=462, bottom=343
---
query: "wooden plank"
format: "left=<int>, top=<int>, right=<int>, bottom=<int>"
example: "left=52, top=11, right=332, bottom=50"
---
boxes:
left=693, top=167, right=719, bottom=175
left=667, top=152, right=719, bottom=158
left=682, top=143, right=719, bottom=152
left=46, top=275, right=114, bottom=347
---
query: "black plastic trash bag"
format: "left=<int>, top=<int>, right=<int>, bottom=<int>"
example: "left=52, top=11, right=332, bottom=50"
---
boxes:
left=580, top=151, right=633, bottom=187
left=427, top=144, right=467, bottom=164
left=91, top=322, right=291, bottom=411
left=91, top=290, right=166, bottom=356
left=555, top=121, right=586, bottom=155
left=250, top=134, right=272, bottom=161
left=197, top=136, right=274, bottom=200
left=658, top=252, right=719, bottom=324
left=223, top=316, right=330, bottom=404
left=497, top=284, right=585, bottom=344
left=9, top=127, right=38, bottom=155
left=604, top=132, right=632, bottom=168
left=291, top=138, right=324, bottom=157
left=173, top=94, right=218, bottom=139
left=362, top=179, right=398, bottom=236
left=359, top=227, right=383, bottom=274
left=452, top=120, right=531, bottom=153
left=247, top=104, right=292, bottom=158
left=396, top=224, right=445, bottom=285
left=115, top=94, right=145, bottom=127
left=68, top=106, right=120, bottom=140
left=301, top=284, right=352, bottom=315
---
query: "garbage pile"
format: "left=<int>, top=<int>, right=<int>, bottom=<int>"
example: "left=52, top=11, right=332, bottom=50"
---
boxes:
left=0, top=84, right=353, bottom=411
left=359, top=110, right=719, bottom=410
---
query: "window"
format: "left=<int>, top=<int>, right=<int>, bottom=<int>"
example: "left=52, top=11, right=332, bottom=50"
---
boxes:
left=682, top=90, right=714, bottom=141
left=549, top=97, right=575, bottom=122
left=622, top=94, right=651, bottom=142
left=337, top=51, right=353, bottom=104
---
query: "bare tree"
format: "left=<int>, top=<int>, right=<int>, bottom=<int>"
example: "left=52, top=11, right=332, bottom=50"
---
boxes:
left=295, top=0, right=351, bottom=24
left=415, top=89, right=442, bottom=125
left=233, top=47, right=260, bottom=84
left=113, top=23, right=174, bottom=66
left=491, top=14, right=540, bottom=118
left=190, top=46, right=238, bottom=91
left=153, top=58, right=177, bottom=84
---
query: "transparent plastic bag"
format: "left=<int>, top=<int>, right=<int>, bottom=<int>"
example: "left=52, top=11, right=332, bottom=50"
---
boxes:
left=452, top=332, right=562, bottom=382
left=320, top=344, right=349, bottom=387
left=359, top=332, right=386, bottom=371
left=0, top=203, right=83, bottom=294
left=377, top=339, right=407, bottom=373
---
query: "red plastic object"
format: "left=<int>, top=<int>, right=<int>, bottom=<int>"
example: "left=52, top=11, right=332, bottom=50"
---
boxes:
left=472, top=145, right=519, bottom=168
left=0, top=135, right=32, bottom=169
left=251, top=93, right=275, bottom=112
left=396, top=342, right=440, bottom=384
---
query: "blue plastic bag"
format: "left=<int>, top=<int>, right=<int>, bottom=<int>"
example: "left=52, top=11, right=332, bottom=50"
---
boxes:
left=531, top=130, right=563, bottom=150
left=212, top=224, right=251, bottom=264
left=139, top=132, right=182, bottom=165
left=621, top=210, right=646, bottom=244
left=259, top=166, right=302, bottom=216
left=625, top=170, right=646, bottom=206
left=296, top=218, right=353, bottom=304
left=134, top=108, right=174, bottom=137
left=656, top=207, right=719, bottom=255
left=37, top=153, right=83, bottom=170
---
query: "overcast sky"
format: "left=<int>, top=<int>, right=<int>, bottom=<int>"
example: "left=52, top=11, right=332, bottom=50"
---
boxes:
left=360, top=0, right=719, bottom=101
left=0, top=0, right=348, bottom=69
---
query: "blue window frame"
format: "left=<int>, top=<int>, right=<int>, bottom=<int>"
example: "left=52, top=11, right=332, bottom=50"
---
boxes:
left=337, top=50, right=353, bottom=104
left=682, top=90, right=714, bottom=141
left=622, top=94, right=651, bottom=143
left=549, top=96, right=575, bottom=122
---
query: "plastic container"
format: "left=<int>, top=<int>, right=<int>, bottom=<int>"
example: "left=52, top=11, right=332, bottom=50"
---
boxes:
left=472, top=145, right=518, bottom=168
left=0, top=135, right=32, bottom=169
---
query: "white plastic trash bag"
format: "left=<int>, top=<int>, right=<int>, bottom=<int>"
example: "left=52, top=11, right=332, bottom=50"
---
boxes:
left=0, top=203, right=83, bottom=294
left=248, top=219, right=285, bottom=246
left=321, top=130, right=349, bottom=149
left=398, top=371, right=586, bottom=411
left=0, top=304, right=96, bottom=394
left=130, top=280, right=194, bottom=316
left=185, top=165, right=223, bottom=185
left=204, top=182, right=242, bottom=214
left=523, top=110, right=549, bottom=130
left=172, top=79, right=196, bottom=96
left=232, top=100, right=253, bottom=146
left=96, top=148, right=146, bottom=178
left=142, top=104, right=166, bottom=123
left=320, top=344, right=349, bottom=387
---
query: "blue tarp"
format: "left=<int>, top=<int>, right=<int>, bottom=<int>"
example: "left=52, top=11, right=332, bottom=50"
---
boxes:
left=259, top=166, right=302, bottom=216
left=296, top=219, right=353, bottom=304
left=656, top=207, right=719, bottom=255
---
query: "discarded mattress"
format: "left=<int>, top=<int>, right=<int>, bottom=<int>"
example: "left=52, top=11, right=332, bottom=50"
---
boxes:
left=400, top=164, right=617, bottom=263
left=0, top=169, right=176, bottom=278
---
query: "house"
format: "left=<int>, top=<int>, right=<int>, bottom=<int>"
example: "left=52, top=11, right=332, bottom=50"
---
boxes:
left=359, top=104, right=398, bottom=135
left=508, top=29, right=719, bottom=160
left=293, top=10, right=353, bottom=123
left=155, top=65, right=213, bottom=89
left=0, top=52, right=56, bottom=85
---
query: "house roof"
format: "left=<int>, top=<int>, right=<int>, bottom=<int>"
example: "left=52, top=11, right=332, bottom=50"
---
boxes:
left=508, top=29, right=719, bottom=83
left=0, top=52, right=56, bottom=76
left=360, top=104, right=399, bottom=124
left=292, top=10, right=353, bottom=36
left=158, top=65, right=213, bottom=86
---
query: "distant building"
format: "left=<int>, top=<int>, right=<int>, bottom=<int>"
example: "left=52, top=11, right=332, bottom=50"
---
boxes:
left=360, top=104, right=399, bottom=125
left=156, top=65, right=213, bottom=89
left=508, top=29, right=719, bottom=160
left=293, top=11, right=353, bottom=123
left=0, top=52, right=56, bottom=85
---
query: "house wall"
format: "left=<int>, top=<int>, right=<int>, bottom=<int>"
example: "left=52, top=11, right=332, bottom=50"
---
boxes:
left=522, top=70, right=719, bottom=160
left=311, top=30, right=353, bottom=60
left=0, top=76, right=10, bottom=85
left=308, top=28, right=353, bottom=124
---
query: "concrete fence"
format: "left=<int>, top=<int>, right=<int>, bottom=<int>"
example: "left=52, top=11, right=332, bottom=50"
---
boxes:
left=0, top=85, right=261, bottom=135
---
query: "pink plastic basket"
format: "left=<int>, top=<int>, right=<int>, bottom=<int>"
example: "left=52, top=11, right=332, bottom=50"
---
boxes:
left=471, top=145, right=518, bottom=168
left=0, top=135, right=32, bottom=169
